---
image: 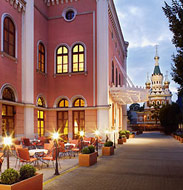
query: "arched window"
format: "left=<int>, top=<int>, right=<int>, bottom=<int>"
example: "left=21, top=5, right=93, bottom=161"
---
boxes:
left=37, top=97, right=45, bottom=107
left=2, top=87, right=15, bottom=102
left=116, top=68, right=118, bottom=87
left=58, top=99, right=69, bottom=108
left=38, top=42, right=45, bottom=73
left=3, top=17, right=15, bottom=57
left=112, top=62, right=114, bottom=84
left=73, top=98, right=85, bottom=107
left=72, top=44, right=85, bottom=72
left=56, top=46, right=69, bottom=74
left=119, top=74, right=121, bottom=87
left=37, top=97, right=45, bottom=137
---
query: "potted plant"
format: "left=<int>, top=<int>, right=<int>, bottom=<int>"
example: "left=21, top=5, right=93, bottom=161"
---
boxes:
left=79, top=145, right=97, bottom=167
left=129, top=132, right=135, bottom=138
left=0, top=164, right=43, bottom=190
left=118, top=131, right=123, bottom=144
left=122, top=135, right=127, bottom=143
left=102, top=141, right=114, bottom=156
left=180, top=134, right=183, bottom=143
left=125, top=130, right=130, bottom=139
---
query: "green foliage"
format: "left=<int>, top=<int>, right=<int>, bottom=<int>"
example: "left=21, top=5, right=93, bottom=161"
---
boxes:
left=163, top=1, right=183, bottom=95
left=125, top=130, right=130, bottom=134
left=159, top=103, right=182, bottom=134
left=20, top=164, right=36, bottom=180
left=122, top=135, right=126, bottom=138
left=1, top=168, right=20, bottom=185
left=149, top=103, right=161, bottom=124
left=104, top=141, right=113, bottom=147
left=88, top=145, right=95, bottom=153
left=119, top=130, right=126, bottom=135
left=82, top=147, right=90, bottom=154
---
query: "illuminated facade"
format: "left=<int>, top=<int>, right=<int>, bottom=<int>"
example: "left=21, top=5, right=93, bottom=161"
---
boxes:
left=0, top=0, right=128, bottom=140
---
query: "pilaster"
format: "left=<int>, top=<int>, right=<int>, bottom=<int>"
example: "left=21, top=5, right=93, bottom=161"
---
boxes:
left=22, top=0, right=34, bottom=138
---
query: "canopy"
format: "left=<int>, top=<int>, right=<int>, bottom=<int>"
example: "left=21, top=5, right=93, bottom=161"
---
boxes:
left=110, top=86, right=148, bottom=105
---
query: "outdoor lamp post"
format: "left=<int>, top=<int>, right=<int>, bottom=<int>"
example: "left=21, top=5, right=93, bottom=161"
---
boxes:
left=95, top=130, right=100, bottom=156
left=3, top=136, right=12, bottom=169
left=113, top=130, right=116, bottom=149
left=52, top=132, right=60, bottom=175
left=105, top=130, right=109, bottom=142
left=80, top=131, right=85, bottom=150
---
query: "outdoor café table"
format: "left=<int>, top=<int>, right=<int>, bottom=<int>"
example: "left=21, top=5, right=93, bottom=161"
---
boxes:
left=29, top=149, right=48, bottom=167
left=29, top=148, right=48, bottom=156
left=64, top=143, right=76, bottom=147
left=64, top=143, right=76, bottom=157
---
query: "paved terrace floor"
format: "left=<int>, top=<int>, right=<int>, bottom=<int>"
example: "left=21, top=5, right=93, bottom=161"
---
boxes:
left=44, top=132, right=183, bottom=190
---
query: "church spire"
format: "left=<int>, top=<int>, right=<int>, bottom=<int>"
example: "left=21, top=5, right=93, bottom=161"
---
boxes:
left=154, top=45, right=159, bottom=66
left=153, top=45, right=161, bottom=75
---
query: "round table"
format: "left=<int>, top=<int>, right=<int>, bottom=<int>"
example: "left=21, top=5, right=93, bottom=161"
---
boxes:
left=29, top=149, right=48, bottom=157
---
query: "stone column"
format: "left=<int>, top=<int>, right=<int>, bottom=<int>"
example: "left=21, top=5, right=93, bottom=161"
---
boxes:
left=22, top=0, right=34, bottom=138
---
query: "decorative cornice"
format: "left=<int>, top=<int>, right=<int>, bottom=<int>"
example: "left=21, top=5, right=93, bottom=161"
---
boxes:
left=108, top=0, right=128, bottom=57
left=44, top=0, right=79, bottom=6
left=5, top=0, right=26, bottom=12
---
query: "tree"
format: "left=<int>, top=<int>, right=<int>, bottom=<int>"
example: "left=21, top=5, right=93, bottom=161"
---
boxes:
left=162, top=0, right=183, bottom=95
left=149, top=103, right=161, bottom=124
left=159, top=103, right=182, bottom=134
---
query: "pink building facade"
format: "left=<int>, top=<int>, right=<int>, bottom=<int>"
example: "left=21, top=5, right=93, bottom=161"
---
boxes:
left=0, top=0, right=128, bottom=141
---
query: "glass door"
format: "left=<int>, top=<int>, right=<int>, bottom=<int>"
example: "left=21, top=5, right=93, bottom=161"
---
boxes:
left=2, top=104, right=15, bottom=137
left=73, top=111, right=85, bottom=139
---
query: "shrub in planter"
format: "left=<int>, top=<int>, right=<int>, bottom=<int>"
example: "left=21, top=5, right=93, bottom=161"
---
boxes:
left=0, top=165, right=43, bottom=190
left=102, top=141, right=114, bottom=156
left=79, top=145, right=97, bottom=166
left=20, top=164, right=36, bottom=180
left=129, top=132, right=135, bottom=138
left=1, top=168, right=20, bottom=185
left=122, top=135, right=127, bottom=143
left=82, top=147, right=91, bottom=154
left=119, top=130, right=126, bottom=136
left=104, top=141, right=113, bottom=147
left=125, top=130, right=130, bottom=139
left=88, top=145, right=95, bottom=153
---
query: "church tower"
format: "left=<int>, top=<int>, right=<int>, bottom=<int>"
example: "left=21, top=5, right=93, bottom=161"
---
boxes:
left=143, top=46, right=172, bottom=126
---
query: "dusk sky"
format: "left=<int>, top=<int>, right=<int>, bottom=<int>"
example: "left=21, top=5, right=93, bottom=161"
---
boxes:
left=114, top=0, right=178, bottom=102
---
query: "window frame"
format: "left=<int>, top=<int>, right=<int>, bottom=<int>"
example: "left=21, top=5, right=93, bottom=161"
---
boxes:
left=72, top=44, right=85, bottom=73
left=62, top=8, right=77, bottom=22
left=73, top=98, right=85, bottom=107
left=73, top=110, right=85, bottom=139
left=57, top=111, right=69, bottom=137
left=112, top=62, right=114, bottom=84
left=56, top=45, right=69, bottom=74
left=119, top=73, right=121, bottom=87
left=116, top=68, right=118, bottom=87
left=3, top=16, right=15, bottom=57
left=37, top=110, right=45, bottom=137
left=38, top=42, right=46, bottom=73
left=58, top=99, right=69, bottom=108
left=2, top=87, right=15, bottom=102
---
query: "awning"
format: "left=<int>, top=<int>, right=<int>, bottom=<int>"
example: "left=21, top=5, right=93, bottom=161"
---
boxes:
left=110, top=86, right=148, bottom=105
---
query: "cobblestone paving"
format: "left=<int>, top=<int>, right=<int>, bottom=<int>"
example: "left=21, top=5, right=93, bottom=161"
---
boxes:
left=44, top=132, right=183, bottom=190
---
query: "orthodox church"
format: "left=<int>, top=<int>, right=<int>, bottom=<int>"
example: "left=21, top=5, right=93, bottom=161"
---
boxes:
left=137, top=48, right=172, bottom=127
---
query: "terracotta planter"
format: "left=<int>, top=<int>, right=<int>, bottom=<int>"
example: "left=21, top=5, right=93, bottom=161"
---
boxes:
left=180, top=138, right=183, bottom=143
left=126, top=134, right=129, bottom=139
left=102, top=146, right=114, bottom=156
left=0, top=173, right=43, bottom=190
left=122, top=138, right=127, bottom=143
left=118, top=139, right=123, bottom=144
left=79, top=152, right=97, bottom=167
left=129, top=134, right=135, bottom=138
